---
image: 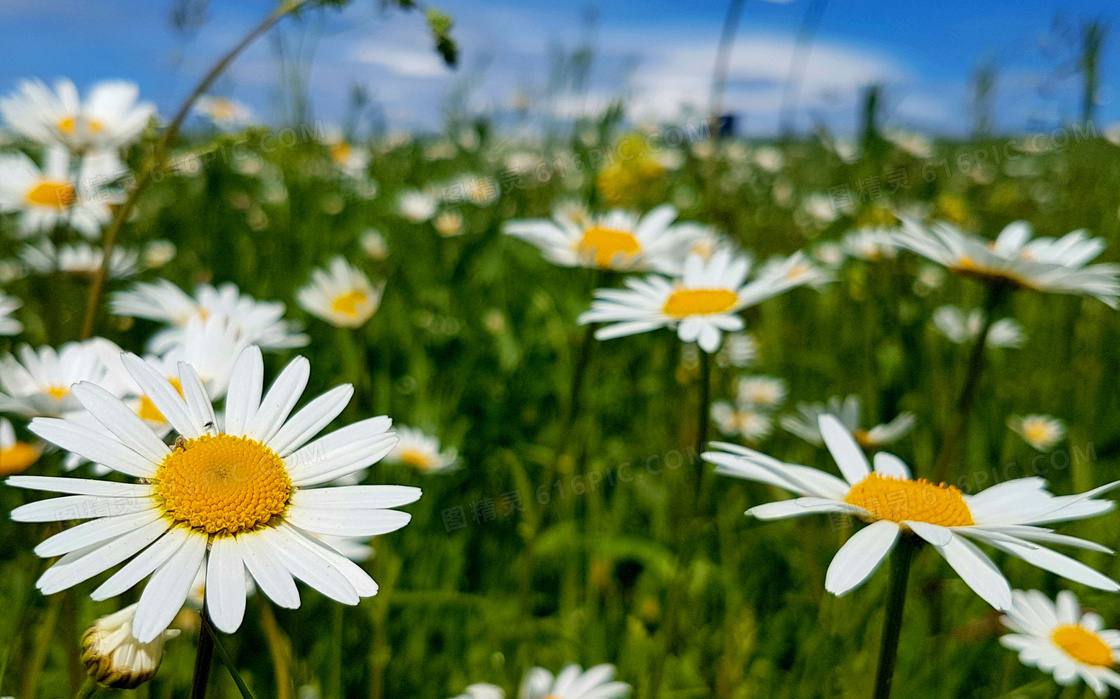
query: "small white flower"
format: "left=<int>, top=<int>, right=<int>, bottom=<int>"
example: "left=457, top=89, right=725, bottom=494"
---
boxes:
left=505, top=204, right=697, bottom=274
left=111, top=280, right=308, bottom=353
left=814, top=242, right=847, bottom=269
left=0, top=147, right=124, bottom=239
left=434, top=210, right=464, bottom=237
left=81, top=603, right=179, bottom=689
left=0, top=340, right=122, bottom=417
left=142, top=240, right=177, bottom=269
left=883, top=129, right=934, bottom=158
left=1, top=78, right=155, bottom=152
left=715, top=332, right=758, bottom=368
left=781, top=394, right=915, bottom=448
left=387, top=427, right=459, bottom=474
left=360, top=230, right=388, bottom=261
left=712, top=402, right=773, bottom=442
left=519, top=664, right=630, bottom=699
left=1001, top=589, right=1120, bottom=696
left=449, top=684, right=505, bottom=699
left=297, top=257, right=384, bottom=328
left=580, top=250, right=827, bottom=353
left=20, top=240, right=139, bottom=279
left=932, top=305, right=1024, bottom=348
left=894, top=220, right=1120, bottom=307
left=1, top=416, right=40, bottom=476
left=842, top=227, right=899, bottom=261
left=194, top=96, right=253, bottom=130
left=1009, top=415, right=1066, bottom=451
left=398, top=190, right=438, bottom=223
left=323, top=128, right=370, bottom=179
left=0, top=292, right=22, bottom=336
left=736, top=376, right=787, bottom=410
left=708, top=414, right=1120, bottom=610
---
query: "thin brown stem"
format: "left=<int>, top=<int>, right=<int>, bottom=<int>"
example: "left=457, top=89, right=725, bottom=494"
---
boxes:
left=258, top=600, right=293, bottom=699
left=79, top=0, right=315, bottom=340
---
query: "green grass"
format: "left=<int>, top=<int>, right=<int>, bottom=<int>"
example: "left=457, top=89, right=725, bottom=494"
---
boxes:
left=3, top=123, right=1120, bottom=699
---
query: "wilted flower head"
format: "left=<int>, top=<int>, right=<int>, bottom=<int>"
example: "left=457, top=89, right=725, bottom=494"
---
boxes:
left=81, top=603, right=179, bottom=689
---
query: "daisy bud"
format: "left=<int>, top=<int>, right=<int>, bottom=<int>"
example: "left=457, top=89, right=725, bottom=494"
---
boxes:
left=81, top=603, right=179, bottom=689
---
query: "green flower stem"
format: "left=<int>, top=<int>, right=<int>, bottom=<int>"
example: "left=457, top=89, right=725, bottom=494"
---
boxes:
left=72, top=677, right=99, bottom=699
left=189, top=610, right=216, bottom=699
left=872, top=536, right=919, bottom=699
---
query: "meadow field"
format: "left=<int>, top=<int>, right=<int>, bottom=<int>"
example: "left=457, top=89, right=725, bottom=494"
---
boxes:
left=4, top=3, right=1120, bottom=699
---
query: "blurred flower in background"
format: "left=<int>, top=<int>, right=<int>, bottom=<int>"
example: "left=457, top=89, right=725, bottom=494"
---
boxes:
left=519, top=664, right=631, bottom=699
left=1008, top=414, right=1066, bottom=451
left=0, top=78, right=154, bottom=152
left=932, top=305, right=1024, bottom=348
left=781, top=394, right=915, bottom=448
left=297, top=257, right=384, bottom=328
left=1000, top=590, right=1120, bottom=696
left=0, top=417, right=40, bottom=476
left=194, top=95, right=254, bottom=130
left=387, top=426, right=460, bottom=474
left=0, top=292, right=21, bottom=336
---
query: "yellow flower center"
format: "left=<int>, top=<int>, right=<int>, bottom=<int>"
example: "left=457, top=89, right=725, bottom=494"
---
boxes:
left=47, top=385, right=71, bottom=400
left=661, top=288, right=739, bottom=318
left=398, top=448, right=436, bottom=470
left=577, top=226, right=641, bottom=268
left=1022, top=421, right=1055, bottom=445
left=138, top=378, right=184, bottom=424
left=329, top=142, right=353, bottom=165
left=330, top=290, right=368, bottom=318
left=208, top=100, right=237, bottom=120
left=1051, top=625, right=1114, bottom=667
left=153, top=434, right=291, bottom=535
left=844, top=473, right=974, bottom=526
left=0, top=442, right=39, bottom=476
left=852, top=429, right=873, bottom=447
left=58, top=117, right=103, bottom=134
left=26, top=181, right=76, bottom=210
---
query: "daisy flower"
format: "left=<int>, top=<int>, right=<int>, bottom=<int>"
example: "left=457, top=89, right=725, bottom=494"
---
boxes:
left=434, top=210, right=465, bottom=237
left=296, top=257, right=384, bottom=328
left=1, top=417, right=40, bottom=476
left=0, top=293, right=22, bottom=336
left=715, top=332, right=758, bottom=368
left=323, top=129, right=370, bottom=179
left=398, top=190, right=438, bottom=223
left=450, top=684, right=504, bottom=699
left=10, top=346, right=420, bottom=642
left=841, top=227, right=899, bottom=261
left=505, top=204, right=695, bottom=273
left=142, top=240, right=177, bottom=269
left=0, top=147, right=124, bottom=239
left=110, top=280, right=309, bottom=353
left=20, top=240, right=139, bottom=279
left=681, top=224, right=737, bottom=262
left=711, top=402, right=773, bottom=442
left=1009, top=415, right=1067, bottom=451
left=932, top=305, right=1024, bottom=348
left=361, top=230, right=388, bottom=261
left=780, top=394, right=915, bottom=448
left=387, top=427, right=459, bottom=474
left=736, top=376, right=787, bottom=410
left=194, top=96, right=254, bottom=130
left=707, top=414, right=1120, bottom=610
left=519, top=664, right=630, bottom=699
left=81, top=602, right=179, bottom=689
left=0, top=78, right=154, bottom=152
left=579, top=250, right=827, bottom=353
left=1000, top=589, right=1120, bottom=696
left=894, top=220, right=1120, bottom=307
left=0, top=341, right=119, bottom=417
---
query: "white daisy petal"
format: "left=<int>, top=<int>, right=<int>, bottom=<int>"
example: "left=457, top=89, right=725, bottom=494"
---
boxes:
left=264, top=524, right=359, bottom=604
left=92, top=526, right=191, bottom=601
left=286, top=505, right=412, bottom=538
left=934, top=534, right=1013, bottom=610
left=223, top=346, right=264, bottom=437
left=71, top=382, right=171, bottom=463
left=132, top=531, right=207, bottom=642
left=238, top=530, right=300, bottom=609
left=268, top=384, right=354, bottom=456
left=121, top=353, right=202, bottom=438
left=290, top=485, right=422, bottom=510
left=824, top=520, right=900, bottom=596
left=873, top=452, right=911, bottom=479
left=5, top=475, right=152, bottom=497
left=818, top=414, right=871, bottom=486
left=30, top=418, right=156, bottom=478
left=35, top=509, right=163, bottom=557
left=278, top=523, right=378, bottom=597
left=36, top=518, right=170, bottom=595
left=206, top=535, right=248, bottom=634
left=248, top=357, right=310, bottom=444
left=178, top=362, right=217, bottom=434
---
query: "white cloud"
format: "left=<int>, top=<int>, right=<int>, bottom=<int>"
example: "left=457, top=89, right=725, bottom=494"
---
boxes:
left=350, top=44, right=452, bottom=79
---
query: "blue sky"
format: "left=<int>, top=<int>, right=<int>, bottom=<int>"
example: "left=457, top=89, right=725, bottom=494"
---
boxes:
left=3, top=0, right=1119, bottom=136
